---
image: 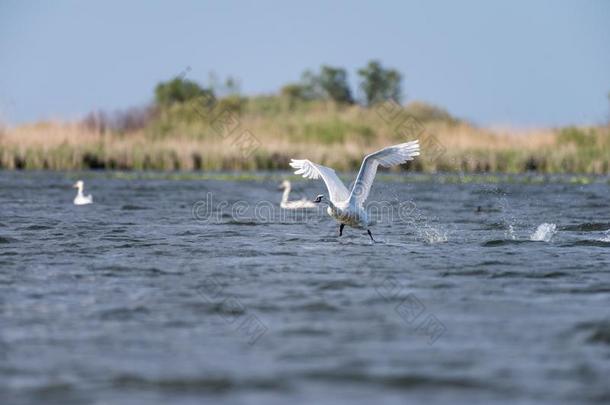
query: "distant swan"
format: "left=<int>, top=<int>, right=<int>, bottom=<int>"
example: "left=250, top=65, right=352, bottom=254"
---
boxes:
left=290, top=140, right=420, bottom=242
left=279, top=180, right=316, bottom=209
left=73, top=180, right=93, bottom=205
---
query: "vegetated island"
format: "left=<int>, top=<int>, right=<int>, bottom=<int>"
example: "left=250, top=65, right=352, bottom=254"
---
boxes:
left=1, top=61, right=608, bottom=174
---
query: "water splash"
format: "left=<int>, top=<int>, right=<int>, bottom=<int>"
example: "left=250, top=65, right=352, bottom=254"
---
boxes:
left=420, top=225, right=448, bottom=244
left=495, top=191, right=518, bottom=240
left=599, top=230, right=610, bottom=243
left=530, top=223, right=557, bottom=242
left=390, top=191, right=450, bottom=244
left=505, top=224, right=517, bottom=240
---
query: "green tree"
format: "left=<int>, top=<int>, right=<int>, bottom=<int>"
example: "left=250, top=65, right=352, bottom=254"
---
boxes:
left=357, top=60, right=402, bottom=106
left=317, top=65, right=354, bottom=104
left=299, top=69, right=322, bottom=100
left=154, top=78, right=213, bottom=107
left=299, top=66, right=354, bottom=104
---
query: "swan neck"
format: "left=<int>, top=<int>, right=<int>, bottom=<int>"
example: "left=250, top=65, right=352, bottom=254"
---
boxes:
left=281, top=185, right=291, bottom=204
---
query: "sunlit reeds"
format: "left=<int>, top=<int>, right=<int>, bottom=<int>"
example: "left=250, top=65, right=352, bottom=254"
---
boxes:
left=1, top=102, right=608, bottom=173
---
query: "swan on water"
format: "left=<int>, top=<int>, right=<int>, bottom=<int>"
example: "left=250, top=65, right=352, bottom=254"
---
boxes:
left=290, top=140, right=420, bottom=242
left=73, top=180, right=93, bottom=205
left=278, top=180, right=317, bottom=209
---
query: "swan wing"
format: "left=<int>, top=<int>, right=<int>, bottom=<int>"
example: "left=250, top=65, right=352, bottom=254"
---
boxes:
left=349, top=140, right=420, bottom=206
left=289, top=159, right=350, bottom=203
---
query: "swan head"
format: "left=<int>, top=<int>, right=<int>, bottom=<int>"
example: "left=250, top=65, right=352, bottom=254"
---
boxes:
left=73, top=180, right=84, bottom=189
left=278, top=180, right=291, bottom=190
left=313, top=194, right=324, bottom=203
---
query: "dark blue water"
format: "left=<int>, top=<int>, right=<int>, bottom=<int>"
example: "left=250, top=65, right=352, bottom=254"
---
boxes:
left=1, top=171, right=609, bottom=404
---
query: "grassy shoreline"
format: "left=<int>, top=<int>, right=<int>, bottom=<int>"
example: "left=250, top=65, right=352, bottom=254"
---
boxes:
left=2, top=102, right=608, bottom=174
left=5, top=170, right=609, bottom=187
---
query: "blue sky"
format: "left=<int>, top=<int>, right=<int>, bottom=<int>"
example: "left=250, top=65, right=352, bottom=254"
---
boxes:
left=1, top=0, right=609, bottom=127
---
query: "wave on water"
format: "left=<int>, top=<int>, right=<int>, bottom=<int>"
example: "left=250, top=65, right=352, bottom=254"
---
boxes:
left=482, top=239, right=530, bottom=247
left=599, top=230, right=610, bottom=243
left=560, top=222, right=610, bottom=232
left=121, top=205, right=150, bottom=211
left=0, top=236, right=19, bottom=244
left=530, top=223, right=557, bottom=242
left=560, top=240, right=610, bottom=248
left=482, top=223, right=557, bottom=246
left=556, top=229, right=610, bottom=247
left=572, top=320, right=610, bottom=346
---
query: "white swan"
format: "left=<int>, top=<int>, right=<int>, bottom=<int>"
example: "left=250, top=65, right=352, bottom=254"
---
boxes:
left=279, top=180, right=317, bottom=209
left=73, top=180, right=93, bottom=205
left=290, top=140, right=420, bottom=241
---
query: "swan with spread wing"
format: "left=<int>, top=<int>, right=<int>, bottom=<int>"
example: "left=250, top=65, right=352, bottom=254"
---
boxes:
left=290, top=140, right=420, bottom=242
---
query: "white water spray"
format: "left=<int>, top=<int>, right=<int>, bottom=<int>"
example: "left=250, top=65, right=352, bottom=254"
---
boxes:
left=530, top=223, right=557, bottom=242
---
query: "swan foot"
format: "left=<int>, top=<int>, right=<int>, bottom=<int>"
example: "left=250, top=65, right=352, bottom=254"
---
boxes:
left=367, top=229, right=376, bottom=243
left=339, top=224, right=344, bottom=237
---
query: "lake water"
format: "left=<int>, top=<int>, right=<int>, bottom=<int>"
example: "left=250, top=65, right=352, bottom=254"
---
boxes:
left=1, top=171, right=609, bottom=404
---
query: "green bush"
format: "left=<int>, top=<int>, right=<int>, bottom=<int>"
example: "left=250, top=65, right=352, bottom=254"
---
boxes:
left=281, top=118, right=375, bottom=144
left=404, top=102, right=457, bottom=124
left=155, top=78, right=214, bottom=107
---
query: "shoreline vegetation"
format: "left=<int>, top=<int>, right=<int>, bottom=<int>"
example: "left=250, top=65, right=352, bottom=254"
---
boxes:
left=2, top=104, right=608, bottom=174
left=2, top=62, right=608, bottom=174
left=8, top=171, right=608, bottom=186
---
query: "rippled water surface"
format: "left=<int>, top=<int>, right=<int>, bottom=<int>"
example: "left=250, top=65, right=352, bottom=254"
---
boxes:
left=1, top=171, right=609, bottom=404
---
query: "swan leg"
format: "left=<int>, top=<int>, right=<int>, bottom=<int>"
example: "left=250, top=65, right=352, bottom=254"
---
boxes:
left=339, top=224, right=344, bottom=237
left=367, top=229, right=376, bottom=243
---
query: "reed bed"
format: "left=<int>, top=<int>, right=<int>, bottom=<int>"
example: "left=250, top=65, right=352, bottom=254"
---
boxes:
left=1, top=104, right=608, bottom=174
